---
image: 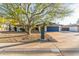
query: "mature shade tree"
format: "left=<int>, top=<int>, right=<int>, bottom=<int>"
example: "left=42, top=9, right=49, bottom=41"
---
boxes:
left=0, top=3, right=73, bottom=40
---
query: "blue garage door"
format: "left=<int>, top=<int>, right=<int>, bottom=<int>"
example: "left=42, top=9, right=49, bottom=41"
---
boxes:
left=47, top=27, right=59, bottom=32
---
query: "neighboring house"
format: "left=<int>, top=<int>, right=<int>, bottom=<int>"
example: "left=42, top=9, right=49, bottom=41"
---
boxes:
left=58, top=24, right=79, bottom=32
left=0, top=23, right=24, bottom=32
left=69, top=24, right=79, bottom=32
left=60, top=25, right=69, bottom=31
left=39, top=23, right=79, bottom=32
left=0, top=23, right=9, bottom=31
left=69, top=19, right=79, bottom=32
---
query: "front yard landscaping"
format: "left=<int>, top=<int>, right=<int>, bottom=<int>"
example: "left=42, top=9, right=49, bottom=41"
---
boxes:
left=0, top=32, right=51, bottom=43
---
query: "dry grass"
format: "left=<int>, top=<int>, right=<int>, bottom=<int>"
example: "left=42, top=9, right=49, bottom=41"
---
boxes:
left=0, top=32, right=50, bottom=43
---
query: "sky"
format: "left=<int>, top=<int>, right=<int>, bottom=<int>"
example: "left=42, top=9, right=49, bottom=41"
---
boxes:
left=56, top=3, right=79, bottom=25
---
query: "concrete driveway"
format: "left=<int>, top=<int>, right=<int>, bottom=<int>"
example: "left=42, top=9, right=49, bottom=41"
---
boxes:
left=47, top=32, right=79, bottom=56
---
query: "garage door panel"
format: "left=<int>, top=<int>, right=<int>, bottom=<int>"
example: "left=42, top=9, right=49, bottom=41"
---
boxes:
left=47, top=27, right=59, bottom=32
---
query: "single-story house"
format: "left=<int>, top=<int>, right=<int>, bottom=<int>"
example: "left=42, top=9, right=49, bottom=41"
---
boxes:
left=59, top=25, right=69, bottom=31
left=57, top=24, right=79, bottom=32
left=0, top=23, right=24, bottom=32
left=46, top=23, right=61, bottom=32
left=69, top=24, right=79, bottom=32
left=1, top=22, right=79, bottom=32
left=39, top=24, right=79, bottom=32
left=36, top=23, right=62, bottom=32
left=0, top=23, right=9, bottom=31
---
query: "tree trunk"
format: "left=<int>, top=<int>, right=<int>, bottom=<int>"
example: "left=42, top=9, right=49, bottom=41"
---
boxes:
left=27, top=28, right=32, bottom=35
left=25, top=27, right=32, bottom=40
left=9, top=24, right=11, bottom=31
left=40, top=25, right=45, bottom=41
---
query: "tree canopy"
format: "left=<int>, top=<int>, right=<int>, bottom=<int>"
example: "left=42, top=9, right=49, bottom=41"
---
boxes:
left=0, top=3, right=73, bottom=34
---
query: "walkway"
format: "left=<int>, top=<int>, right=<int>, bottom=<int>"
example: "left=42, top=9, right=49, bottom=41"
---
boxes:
left=0, top=42, right=62, bottom=56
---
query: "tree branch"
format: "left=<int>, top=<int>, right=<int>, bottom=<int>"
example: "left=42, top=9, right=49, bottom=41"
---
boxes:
left=32, top=4, right=52, bottom=16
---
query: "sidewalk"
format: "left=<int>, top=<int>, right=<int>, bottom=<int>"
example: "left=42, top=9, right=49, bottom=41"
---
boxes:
left=0, top=42, right=62, bottom=56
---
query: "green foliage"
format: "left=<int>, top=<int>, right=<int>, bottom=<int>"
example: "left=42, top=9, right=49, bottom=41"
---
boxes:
left=0, top=3, right=73, bottom=34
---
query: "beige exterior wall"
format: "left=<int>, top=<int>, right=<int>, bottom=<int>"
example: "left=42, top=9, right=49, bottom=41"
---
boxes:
left=0, top=24, right=9, bottom=31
